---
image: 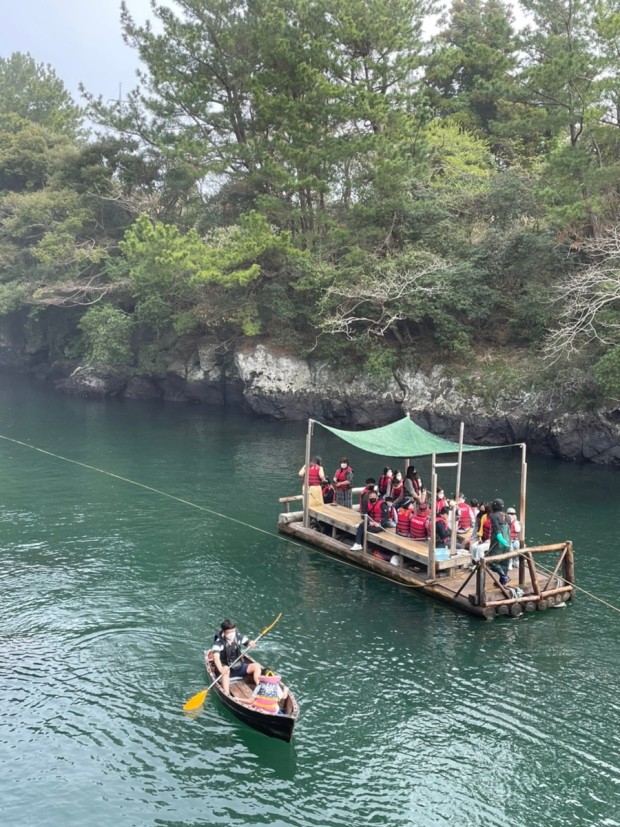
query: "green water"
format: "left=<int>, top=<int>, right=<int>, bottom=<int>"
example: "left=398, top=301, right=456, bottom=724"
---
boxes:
left=1, top=375, right=619, bottom=827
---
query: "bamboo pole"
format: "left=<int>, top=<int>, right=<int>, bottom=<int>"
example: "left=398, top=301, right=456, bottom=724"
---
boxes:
left=542, top=548, right=567, bottom=591
left=302, top=418, right=313, bottom=528
left=564, top=541, right=575, bottom=585
left=428, top=456, right=437, bottom=581
left=450, top=421, right=465, bottom=555
left=520, top=443, right=527, bottom=545
left=484, top=585, right=573, bottom=608
left=525, top=551, right=541, bottom=596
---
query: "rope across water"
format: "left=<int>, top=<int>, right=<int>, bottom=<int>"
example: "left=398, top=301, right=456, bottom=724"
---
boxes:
left=1, top=432, right=618, bottom=612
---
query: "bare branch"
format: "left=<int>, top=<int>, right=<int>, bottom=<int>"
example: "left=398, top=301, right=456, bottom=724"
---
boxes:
left=322, top=257, right=446, bottom=339
left=543, top=225, right=620, bottom=362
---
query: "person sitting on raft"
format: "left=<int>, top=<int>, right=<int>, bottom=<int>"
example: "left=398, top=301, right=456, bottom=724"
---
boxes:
left=351, top=489, right=385, bottom=550
left=238, top=667, right=290, bottom=714
left=409, top=501, right=431, bottom=540
left=378, top=467, right=393, bottom=498
left=395, top=499, right=414, bottom=537
left=435, top=506, right=463, bottom=550
left=212, top=619, right=261, bottom=696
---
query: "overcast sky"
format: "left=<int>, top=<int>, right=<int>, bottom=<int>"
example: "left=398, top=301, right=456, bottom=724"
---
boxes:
left=1, top=1, right=528, bottom=108
left=0, top=0, right=159, bottom=104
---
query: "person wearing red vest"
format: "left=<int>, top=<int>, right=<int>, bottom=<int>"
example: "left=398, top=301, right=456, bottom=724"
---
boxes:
left=334, top=457, right=353, bottom=508
left=351, top=490, right=384, bottom=550
left=383, top=496, right=397, bottom=527
left=409, top=501, right=431, bottom=540
left=395, top=500, right=414, bottom=536
left=435, top=487, right=447, bottom=514
left=390, top=470, right=404, bottom=503
left=456, top=493, right=475, bottom=532
left=378, top=467, right=393, bottom=497
left=298, top=456, right=325, bottom=487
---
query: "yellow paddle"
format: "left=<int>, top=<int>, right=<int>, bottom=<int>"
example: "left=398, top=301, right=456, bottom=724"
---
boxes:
left=182, top=613, right=283, bottom=712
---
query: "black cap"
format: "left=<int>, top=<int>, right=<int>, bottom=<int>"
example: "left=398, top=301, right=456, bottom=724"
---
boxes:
left=491, top=498, right=504, bottom=512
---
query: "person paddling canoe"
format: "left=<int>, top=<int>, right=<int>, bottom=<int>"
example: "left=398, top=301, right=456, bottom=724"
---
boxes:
left=212, top=619, right=261, bottom=696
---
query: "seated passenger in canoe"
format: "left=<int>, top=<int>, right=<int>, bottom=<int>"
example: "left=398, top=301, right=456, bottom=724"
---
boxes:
left=212, top=619, right=261, bottom=696
left=238, top=667, right=290, bottom=714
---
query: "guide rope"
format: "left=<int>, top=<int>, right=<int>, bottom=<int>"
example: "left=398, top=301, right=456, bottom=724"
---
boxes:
left=1, top=431, right=619, bottom=611
left=0, top=432, right=419, bottom=590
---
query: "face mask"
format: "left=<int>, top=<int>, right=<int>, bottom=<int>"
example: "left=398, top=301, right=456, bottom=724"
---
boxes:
left=369, top=497, right=377, bottom=504
left=395, top=474, right=401, bottom=481
left=224, top=631, right=236, bottom=642
left=340, top=463, right=347, bottom=469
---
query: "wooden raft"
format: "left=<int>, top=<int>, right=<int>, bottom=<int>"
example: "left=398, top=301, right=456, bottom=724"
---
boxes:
left=278, top=502, right=575, bottom=620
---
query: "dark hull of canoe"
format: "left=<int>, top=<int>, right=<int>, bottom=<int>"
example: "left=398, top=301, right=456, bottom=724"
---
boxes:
left=204, top=652, right=298, bottom=742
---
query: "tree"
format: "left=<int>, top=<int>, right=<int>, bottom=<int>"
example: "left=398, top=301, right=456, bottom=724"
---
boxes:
left=0, top=53, right=82, bottom=137
left=425, top=0, right=519, bottom=158
left=518, top=0, right=600, bottom=149
left=78, top=304, right=134, bottom=367
left=86, top=0, right=434, bottom=241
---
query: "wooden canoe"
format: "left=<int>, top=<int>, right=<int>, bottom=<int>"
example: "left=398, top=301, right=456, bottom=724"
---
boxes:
left=204, top=650, right=299, bottom=742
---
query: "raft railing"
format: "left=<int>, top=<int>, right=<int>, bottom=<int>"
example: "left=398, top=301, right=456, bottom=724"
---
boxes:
left=462, top=541, right=575, bottom=615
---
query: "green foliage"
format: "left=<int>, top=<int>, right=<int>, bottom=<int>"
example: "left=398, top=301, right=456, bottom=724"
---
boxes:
left=594, top=346, right=620, bottom=401
left=363, top=343, right=399, bottom=380
left=0, top=53, right=82, bottom=137
left=78, top=304, right=134, bottom=367
left=0, top=7, right=619, bottom=415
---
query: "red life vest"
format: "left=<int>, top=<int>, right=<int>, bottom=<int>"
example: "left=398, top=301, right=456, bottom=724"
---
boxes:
left=307, top=462, right=322, bottom=487
left=366, top=499, right=384, bottom=523
left=482, top=515, right=491, bottom=541
left=378, top=474, right=391, bottom=495
left=410, top=512, right=430, bottom=540
left=335, top=467, right=352, bottom=487
left=391, top=482, right=403, bottom=500
left=509, top=517, right=521, bottom=541
left=457, top=503, right=474, bottom=531
left=321, top=482, right=335, bottom=504
left=396, top=507, right=412, bottom=536
left=436, top=496, right=446, bottom=513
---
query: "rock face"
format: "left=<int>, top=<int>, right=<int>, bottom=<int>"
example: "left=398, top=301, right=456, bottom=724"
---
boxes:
left=2, top=331, right=620, bottom=464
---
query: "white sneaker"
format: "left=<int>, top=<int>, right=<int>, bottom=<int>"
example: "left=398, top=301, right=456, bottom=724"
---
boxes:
left=351, top=543, right=363, bottom=551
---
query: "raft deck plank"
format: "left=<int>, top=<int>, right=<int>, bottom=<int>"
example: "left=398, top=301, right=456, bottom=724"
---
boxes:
left=308, top=503, right=471, bottom=572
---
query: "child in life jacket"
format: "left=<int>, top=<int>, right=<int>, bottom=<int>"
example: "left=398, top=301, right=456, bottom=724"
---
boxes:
left=240, top=668, right=289, bottom=714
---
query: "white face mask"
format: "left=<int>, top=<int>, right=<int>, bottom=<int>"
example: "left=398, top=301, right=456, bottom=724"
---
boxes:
left=340, top=463, right=347, bottom=469
left=224, top=631, right=236, bottom=642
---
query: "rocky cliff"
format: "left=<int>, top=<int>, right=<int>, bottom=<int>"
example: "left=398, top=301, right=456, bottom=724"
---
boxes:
left=2, top=331, right=617, bottom=464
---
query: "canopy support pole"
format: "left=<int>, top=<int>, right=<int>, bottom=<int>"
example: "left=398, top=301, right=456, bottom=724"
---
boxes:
left=518, top=443, right=527, bottom=587
left=450, top=422, right=465, bottom=554
left=303, top=419, right=314, bottom=528
left=428, top=454, right=437, bottom=581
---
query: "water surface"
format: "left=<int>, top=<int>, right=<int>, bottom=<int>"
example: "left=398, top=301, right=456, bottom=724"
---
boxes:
left=0, top=375, right=618, bottom=826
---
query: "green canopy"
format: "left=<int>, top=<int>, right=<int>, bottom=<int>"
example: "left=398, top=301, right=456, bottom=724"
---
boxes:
left=315, top=416, right=505, bottom=459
